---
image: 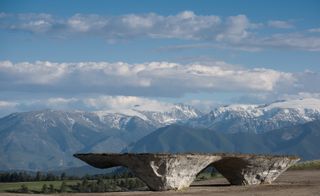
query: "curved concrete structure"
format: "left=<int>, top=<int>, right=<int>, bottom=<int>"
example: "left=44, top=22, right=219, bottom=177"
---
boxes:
left=212, top=154, right=299, bottom=185
left=74, top=153, right=299, bottom=191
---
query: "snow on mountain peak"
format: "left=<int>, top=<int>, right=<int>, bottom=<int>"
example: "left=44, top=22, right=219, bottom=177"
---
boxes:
left=94, top=109, right=148, bottom=121
left=93, top=103, right=200, bottom=128
left=214, top=98, right=320, bottom=114
left=190, top=98, right=320, bottom=134
left=131, top=102, right=176, bottom=113
left=220, top=104, right=258, bottom=111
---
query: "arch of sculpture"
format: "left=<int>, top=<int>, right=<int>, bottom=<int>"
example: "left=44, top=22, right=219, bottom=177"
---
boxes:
left=74, top=153, right=299, bottom=191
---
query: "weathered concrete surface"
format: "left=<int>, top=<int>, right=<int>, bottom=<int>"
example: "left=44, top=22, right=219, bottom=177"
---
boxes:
left=212, top=154, right=299, bottom=185
left=74, top=153, right=221, bottom=191
left=74, top=153, right=299, bottom=191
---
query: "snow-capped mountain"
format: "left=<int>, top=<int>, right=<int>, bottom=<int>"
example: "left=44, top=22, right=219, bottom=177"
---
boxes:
left=2, top=98, right=320, bottom=171
left=0, top=104, right=201, bottom=170
left=94, top=103, right=201, bottom=129
left=188, top=98, right=320, bottom=133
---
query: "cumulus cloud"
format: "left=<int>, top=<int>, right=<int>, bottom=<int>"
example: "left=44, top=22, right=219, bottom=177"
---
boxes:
left=0, top=60, right=296, bottom=97
left=216, top=15, right=252, bottom=42
left=0, top=61, right=319, bottom=116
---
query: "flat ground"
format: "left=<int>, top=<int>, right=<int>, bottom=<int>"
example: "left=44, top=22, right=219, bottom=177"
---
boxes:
left=1, top=170, right=319, bottom=196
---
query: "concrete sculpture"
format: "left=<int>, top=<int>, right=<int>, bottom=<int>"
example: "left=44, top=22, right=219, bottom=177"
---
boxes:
left=74, top=153, right=299, bottom=191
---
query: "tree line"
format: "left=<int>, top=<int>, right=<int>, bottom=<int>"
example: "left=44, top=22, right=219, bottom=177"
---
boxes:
left=0, top=170, right=136, bottom=182
left=12, top=175, right=146, bottom=193
left=0, top=171, right=77, bottom=182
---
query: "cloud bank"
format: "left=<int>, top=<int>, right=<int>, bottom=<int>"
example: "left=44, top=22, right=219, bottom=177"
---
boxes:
left=0, top=96, right=186, bottom=117
left=0, top=60, right=296, bottom=97
left=1, top=59, right=319, bottom=116
left=1, top=11, right=320, bottom=51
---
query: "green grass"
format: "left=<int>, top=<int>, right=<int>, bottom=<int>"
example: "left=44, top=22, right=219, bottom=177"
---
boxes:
left=0, top=178, right=144, bottom=193
left=0, top=180, right=79, bottom=193
left=289, top=160, right=320, bottom=170
left=195, top=172, right=222, bottom=181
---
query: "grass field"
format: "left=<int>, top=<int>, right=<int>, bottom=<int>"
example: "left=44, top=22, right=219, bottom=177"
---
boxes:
left=0, top=180, right=79, bottom=193
left=1, top=162, right=316, bottom=194
left=0, top=173, right=222, bottom=193
left=289, top=160, right=320, bottom=170
left=195, top=172, right=222, bottom=181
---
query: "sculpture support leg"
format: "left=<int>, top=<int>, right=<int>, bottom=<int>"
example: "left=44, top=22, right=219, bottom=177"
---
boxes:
left=124, top=154, right=222, bottom=190
left=212, top=156, right=300, bottom=185
left=74, top=153, right=300, bottom=190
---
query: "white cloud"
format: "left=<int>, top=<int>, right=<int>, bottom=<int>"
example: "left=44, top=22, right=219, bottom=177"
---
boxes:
left=0, top=60, right=67, bottom=84
left=0, top=60, right=297, bottom=97
left=0, top=62, right=319, bottom=116
left=84, top=96, right=175, bottom=112
left=268, top=20, right=294, bottom=29
left=0, top=11, right=251, bottom=42
left=0, top=100, right=19, bottom=117
left=186, top=99, right=221, bottom=112
left=67, top=14, right=108, bottom=33
left=280, top=92, right=320, bottom=100
left=251, top=33, right=320, bottom=51
left=216, top=15, right=251, bottom=42
left=47, top=97, right=78, bottom=106
left=1, top=11, right=319, bottom=51
left=0, top=100, right=17, bottom=108
left=0, top=96, right=179, bottom=116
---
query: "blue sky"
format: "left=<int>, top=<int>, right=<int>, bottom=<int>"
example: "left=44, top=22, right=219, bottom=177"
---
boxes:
left=0, top=0, right=320, bottom=116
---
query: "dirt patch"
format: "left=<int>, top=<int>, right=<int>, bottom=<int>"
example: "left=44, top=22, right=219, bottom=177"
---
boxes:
left=1, top=170, right=319, bottom=196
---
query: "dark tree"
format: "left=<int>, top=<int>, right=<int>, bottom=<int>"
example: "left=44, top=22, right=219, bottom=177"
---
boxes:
left=41, top=184, right=48, bottom=193
left=20, top=184, right=29, bottom=193
left=49, top=184, right=55, bottom=193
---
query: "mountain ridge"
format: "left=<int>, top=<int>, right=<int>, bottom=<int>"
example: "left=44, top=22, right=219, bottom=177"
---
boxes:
left=126, top=120, right=320, bottom=160
left=188, top=98, right=320, bottom=133
left=0, top=104, right=200, bottom=171
left=1, top=98, right=320, bottom=171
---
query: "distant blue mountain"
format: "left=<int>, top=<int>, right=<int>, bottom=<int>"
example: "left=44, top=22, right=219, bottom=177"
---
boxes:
left=1, top=98, right=320, bottom=171
left=126, top=120, right=320, bottom=160
left=0, top=104, right=200, bottom=171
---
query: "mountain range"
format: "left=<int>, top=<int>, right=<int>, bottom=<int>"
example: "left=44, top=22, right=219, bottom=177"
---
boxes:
left=1, top=98, right=320, bottom=171
left=188, top=98, right=320, bottom=133
left=0, top=104, right=200, bottom=170
left=126, top=121, right=320, bottom=160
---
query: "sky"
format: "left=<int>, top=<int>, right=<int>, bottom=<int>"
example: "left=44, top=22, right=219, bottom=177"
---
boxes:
left=0, top=0, right=320, bottom=116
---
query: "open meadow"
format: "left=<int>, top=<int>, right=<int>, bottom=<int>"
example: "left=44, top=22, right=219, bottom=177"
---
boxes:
left=0, top=169, right=319, bottom=196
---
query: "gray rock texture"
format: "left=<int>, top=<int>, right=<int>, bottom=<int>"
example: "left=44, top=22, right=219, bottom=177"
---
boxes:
left=212, top=154, right=299, bottom=185
left=74, top=153, right=299, bottom=191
